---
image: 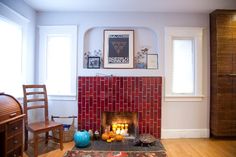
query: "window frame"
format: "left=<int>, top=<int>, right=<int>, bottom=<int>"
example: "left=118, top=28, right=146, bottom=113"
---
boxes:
left=38, top=25, right=77, bottom=100
left=0, top=16, right=23, bottom=97
left=0, top=2, right=30, bottom=98
left=164, top=27, right=204, bottom=102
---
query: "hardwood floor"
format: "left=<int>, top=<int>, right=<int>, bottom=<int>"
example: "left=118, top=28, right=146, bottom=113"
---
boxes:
left=162, top=139, right=236, bottom=157
left=23, top=138, right=236, bottom=157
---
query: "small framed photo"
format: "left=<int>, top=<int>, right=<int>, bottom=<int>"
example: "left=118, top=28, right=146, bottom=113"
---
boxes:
left=103, top=30, right=134, bottom=68
left=87, top=57, right=100, bottom=69
left=147, top=54, right=158, bottom=69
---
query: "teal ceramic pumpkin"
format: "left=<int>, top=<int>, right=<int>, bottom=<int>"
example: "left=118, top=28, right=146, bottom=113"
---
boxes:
left=74, top=130, right=90, bottom=147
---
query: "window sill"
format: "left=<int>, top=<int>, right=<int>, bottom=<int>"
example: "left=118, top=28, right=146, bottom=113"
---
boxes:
left=48, top=95, right=76, bottom=101
left=164, top=95, right=204, bottom=102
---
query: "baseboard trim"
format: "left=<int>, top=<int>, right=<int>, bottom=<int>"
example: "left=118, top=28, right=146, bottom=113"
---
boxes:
left=161, top=129, right=210, bottom=139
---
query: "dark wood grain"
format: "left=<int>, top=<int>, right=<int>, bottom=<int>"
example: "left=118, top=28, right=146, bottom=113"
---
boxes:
left=210, top=10, right=236, bottom=137
left=0, top=93, right=24, bottom=157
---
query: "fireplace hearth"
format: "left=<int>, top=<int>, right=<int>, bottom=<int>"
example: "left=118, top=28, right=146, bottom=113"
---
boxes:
left=78, top=77, right=162, bottom=138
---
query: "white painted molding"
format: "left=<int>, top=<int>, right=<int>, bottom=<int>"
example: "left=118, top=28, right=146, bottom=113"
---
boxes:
left=161, top=129, right=210, bottom=139
left=0, top=2, right=30, bottom=23
left=164, top=27, right=204, bottom=101
left=38, top=25, right=78, bottom=98
left=164, top=95, right=204, bottom=102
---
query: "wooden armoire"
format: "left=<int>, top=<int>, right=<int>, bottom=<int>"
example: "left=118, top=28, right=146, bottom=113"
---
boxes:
left=210, top=10, right=236, bottom=137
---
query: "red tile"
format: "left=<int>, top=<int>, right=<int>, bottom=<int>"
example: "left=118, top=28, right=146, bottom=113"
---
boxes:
left=78, top=76, right=162, bottom=138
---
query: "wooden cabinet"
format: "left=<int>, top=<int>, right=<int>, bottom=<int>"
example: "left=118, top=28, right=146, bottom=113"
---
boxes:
left=210, top=10, right=236, bottom=137
left=0, top=93, right=24, bottom=157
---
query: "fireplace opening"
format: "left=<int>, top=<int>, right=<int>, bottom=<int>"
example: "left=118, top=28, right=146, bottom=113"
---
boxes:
left=101, top=112, right=138, bottom=138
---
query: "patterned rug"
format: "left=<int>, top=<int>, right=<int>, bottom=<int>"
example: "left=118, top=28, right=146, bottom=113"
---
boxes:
left=63, top=150, right=167, bottom=157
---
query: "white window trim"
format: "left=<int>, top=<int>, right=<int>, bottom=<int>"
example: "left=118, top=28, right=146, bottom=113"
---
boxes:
left=38, top=25, right=77, bottom=101
left=164, top=27, right=204, bottom=102
left=48, top=95, right=76, bottom=101
left=0, top=3, right=30, bottom=98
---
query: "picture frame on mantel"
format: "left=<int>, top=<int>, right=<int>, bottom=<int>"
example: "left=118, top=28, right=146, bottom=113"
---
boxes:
left=103, top=30, right=134, bottom=68
left=147, top=54, right=158, bottom=69
left=87, top=57, right=100, bottom=69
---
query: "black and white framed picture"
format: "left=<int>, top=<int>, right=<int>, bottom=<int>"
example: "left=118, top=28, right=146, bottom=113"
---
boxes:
left=103, top=30, right=134, bottom=68
left=87, top=57, right=100, bottom=69
left=147, top=54, right=158, bottom=69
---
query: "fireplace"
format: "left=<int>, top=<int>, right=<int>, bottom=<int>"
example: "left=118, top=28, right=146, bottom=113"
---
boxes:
left=102, top=112, right=138, bottom=138
left=78, top=77, right=162, bottom=138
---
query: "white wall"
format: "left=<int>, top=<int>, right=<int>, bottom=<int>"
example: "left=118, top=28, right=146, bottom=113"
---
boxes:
left=36, top=12, right=210, bottom=138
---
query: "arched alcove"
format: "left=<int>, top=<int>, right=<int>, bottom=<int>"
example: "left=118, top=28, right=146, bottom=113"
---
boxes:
left=83, top=27, right=158, bottom=69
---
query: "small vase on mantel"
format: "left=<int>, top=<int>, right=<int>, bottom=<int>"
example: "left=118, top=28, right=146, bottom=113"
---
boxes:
left=136, top=63, right=146, bottom=69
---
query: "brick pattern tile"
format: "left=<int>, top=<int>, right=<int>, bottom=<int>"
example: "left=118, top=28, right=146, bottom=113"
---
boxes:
left=78, top=77, right=162, bottom=138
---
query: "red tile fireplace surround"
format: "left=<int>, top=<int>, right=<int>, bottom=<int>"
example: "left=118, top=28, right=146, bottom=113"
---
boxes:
left=78, top=76, right=162, bottom=138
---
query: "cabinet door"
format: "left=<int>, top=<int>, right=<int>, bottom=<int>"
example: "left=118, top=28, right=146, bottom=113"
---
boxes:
left=212, top=12, right=236, bottom=136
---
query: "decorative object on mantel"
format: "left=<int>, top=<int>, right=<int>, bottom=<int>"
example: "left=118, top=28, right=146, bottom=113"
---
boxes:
left=147, top=54, right=158, bottom=69
left=135, top=47, right=149, bottom=69
left=87, top=57, right=100, bottom=69
left=103, top=30, right=134, bottom=69
left=84, top=49, right=103, bottom=68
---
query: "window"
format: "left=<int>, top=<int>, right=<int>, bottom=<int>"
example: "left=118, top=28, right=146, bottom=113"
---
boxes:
left=165, top=27, right=203, bottom=101
left=0, top=17, right=23, bottom=97
left=172, top=39, right=194, bottom=94
left=38, top=26, right=77, bottom=100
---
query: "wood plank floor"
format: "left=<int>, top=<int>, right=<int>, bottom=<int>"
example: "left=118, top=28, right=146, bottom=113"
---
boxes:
left=162, top=139, right=236, bottom=157
left=23, top=138, right=236, bottom=157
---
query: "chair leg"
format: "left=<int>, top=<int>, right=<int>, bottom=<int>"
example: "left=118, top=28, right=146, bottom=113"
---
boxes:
left=24, top=127, right=28, bottom=151
left=45, top=132, right=49, bottom=144
left=59, top=126, right=64, bottom=150
left=33, top=133, right=38, bottom=157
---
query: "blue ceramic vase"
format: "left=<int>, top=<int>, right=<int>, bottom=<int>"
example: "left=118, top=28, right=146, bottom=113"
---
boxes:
left=74, top=130, right=90, bottom=147
left=136, top=63, right=145, bottom=69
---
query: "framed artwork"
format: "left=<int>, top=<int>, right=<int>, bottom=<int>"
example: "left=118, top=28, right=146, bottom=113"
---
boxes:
left=147, top=54, right=158, bottom=69
left=87, top=57, right=100, bottom=69
left=103, top=30, right=134, bottom=68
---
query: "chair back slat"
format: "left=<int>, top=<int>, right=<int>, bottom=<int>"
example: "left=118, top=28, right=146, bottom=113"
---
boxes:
left=27, top=105, right=45, bottom=110
left=26, top=98, right=46, bottom=103
left=26, top=91, right=45, bottom=95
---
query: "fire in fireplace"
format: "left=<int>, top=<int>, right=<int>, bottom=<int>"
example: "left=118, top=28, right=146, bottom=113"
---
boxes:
left=102, top=112, right=138, bottom=138
left=111, top=123, right=128, bottom=136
